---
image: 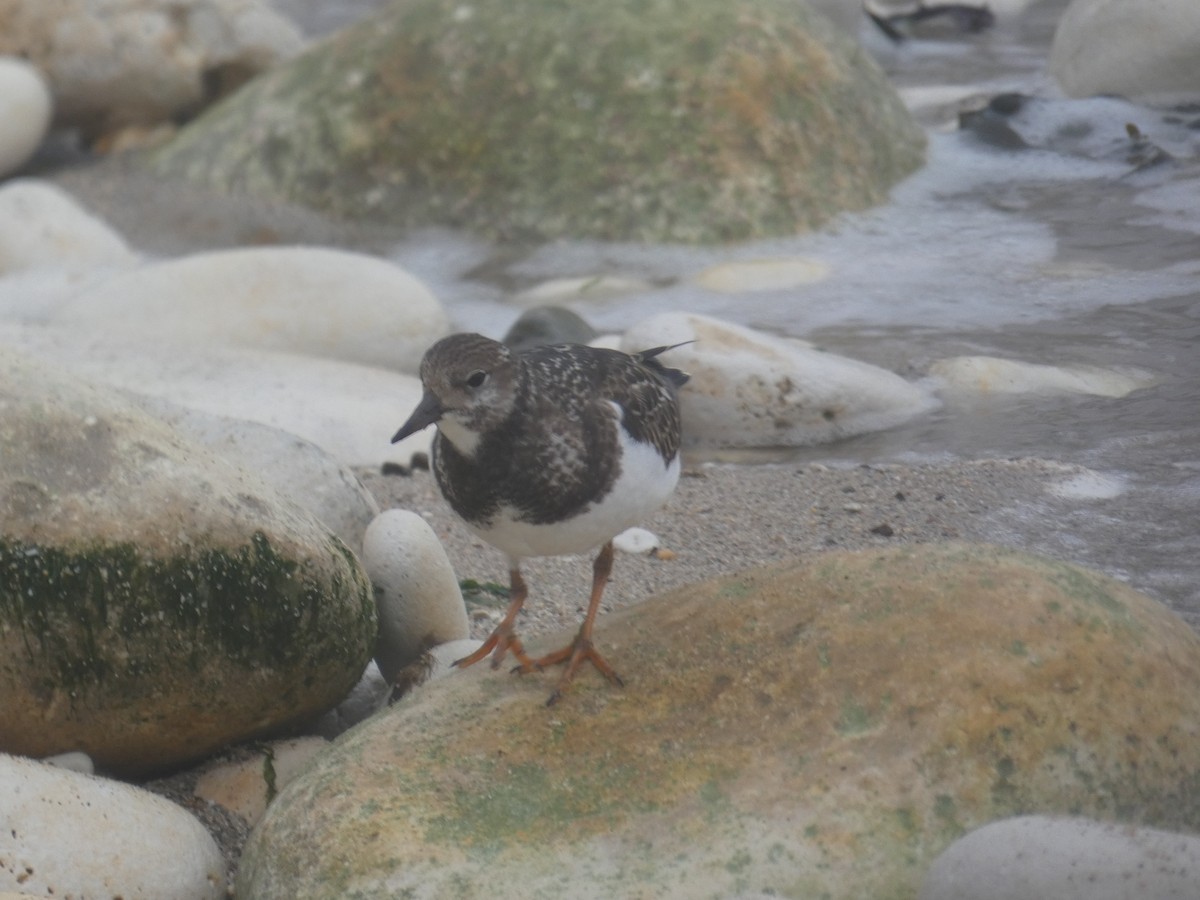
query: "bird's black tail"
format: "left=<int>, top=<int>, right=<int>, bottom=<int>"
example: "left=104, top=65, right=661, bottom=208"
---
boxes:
left=635, top=341, right=692, bottom=390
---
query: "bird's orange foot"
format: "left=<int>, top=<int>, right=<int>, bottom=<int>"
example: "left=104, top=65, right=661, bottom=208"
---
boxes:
left=454, top=624, right=535, bottom=672
left=531, top=635, right=624, bottom=706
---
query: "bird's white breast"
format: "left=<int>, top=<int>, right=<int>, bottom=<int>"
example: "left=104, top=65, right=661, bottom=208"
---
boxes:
left=468, top=417, right=680, bottom=561
left=436, top=414, right=482, bottom=457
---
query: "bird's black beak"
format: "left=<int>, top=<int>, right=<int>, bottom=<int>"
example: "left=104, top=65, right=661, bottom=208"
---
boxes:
left=391, top=391, right=444, bottom=443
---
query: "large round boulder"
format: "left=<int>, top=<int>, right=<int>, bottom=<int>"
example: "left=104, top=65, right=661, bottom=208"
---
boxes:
left=0, top=352, right=376, bottom=775
left=237, top=543, right=1200, bottom=899
left=147, top=0, right=925, bottom=243
left=52, top=246, right=448, bottom=372
left=0, top=321, right=430, bottom=468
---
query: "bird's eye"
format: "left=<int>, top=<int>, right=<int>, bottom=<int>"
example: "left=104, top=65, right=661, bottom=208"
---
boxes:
left=466, top=370, right=488, bottom=389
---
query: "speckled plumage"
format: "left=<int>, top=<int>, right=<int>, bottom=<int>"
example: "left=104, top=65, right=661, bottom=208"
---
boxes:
left=399, top=333, right=685, bottom=547
left=391, top=332, right=687, bottom=703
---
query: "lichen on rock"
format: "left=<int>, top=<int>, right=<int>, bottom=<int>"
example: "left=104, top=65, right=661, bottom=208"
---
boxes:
left=149, top=0, right=926, bottom=243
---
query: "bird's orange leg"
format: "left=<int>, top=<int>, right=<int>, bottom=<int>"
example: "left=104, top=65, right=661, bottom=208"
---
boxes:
left=454, top=567, right=537, bottom=672
left=532, top=541, right=625, bottom=706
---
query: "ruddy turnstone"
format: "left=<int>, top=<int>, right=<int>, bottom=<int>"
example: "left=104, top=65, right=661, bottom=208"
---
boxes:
left=391, top=332, right=687, bottom=705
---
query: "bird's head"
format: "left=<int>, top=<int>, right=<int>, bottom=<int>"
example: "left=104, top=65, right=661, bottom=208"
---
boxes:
left=392, top=333, right=519, bottom=456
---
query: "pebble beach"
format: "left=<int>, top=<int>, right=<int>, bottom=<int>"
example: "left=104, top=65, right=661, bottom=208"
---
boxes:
left=360, top=457, right=1108, bottom=642
left=6, top=0, right=1200, bottom=894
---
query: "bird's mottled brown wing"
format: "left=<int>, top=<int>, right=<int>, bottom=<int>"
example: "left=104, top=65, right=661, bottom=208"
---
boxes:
left=597, top=348, right=684, bottom=464
left=519, top=342, right=685, bottom=464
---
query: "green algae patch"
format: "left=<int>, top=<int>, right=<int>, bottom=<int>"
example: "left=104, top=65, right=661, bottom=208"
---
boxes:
left=0, top=532, right=372, bottom=691
left=239, top=543, right=1200, bottom=900
left=0, top=531, right=374, bottom=773
left=149, top=0, right=925, bottom=243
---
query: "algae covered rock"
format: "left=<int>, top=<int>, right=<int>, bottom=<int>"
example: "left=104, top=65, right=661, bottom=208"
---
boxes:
left=0, top=352, right=376, bottom=775
left=237, top=543, right=1200, bottom=899
left=148, top=0, right=926, bottom=243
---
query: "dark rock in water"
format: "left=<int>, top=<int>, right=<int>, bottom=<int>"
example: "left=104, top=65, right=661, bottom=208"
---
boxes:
left=959, top=93, right=1033, bottom=151
left=147, top=0, right=926, bottom=243
left=959, top=92, right=1194, bottom=176
left=503, top=306, right=597, bottom=352
left=867, top=1, right=996, bottom=42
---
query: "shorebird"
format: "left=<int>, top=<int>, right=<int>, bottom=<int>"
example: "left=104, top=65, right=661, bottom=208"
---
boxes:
left=392, top=332, right=687, bottom=705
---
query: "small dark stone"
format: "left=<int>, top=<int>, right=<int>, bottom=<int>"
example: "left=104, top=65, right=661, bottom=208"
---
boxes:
left=503, top=306, right=596, bottom=352
left=380, top=461, right=410, bottom=477
left=988, top=92, right=1027, bottom=116
left=870, top=523, right=895, bottom=537
left=958, top=93, right=1033, bottom=151
left=410, top=452, right=430, bottom=471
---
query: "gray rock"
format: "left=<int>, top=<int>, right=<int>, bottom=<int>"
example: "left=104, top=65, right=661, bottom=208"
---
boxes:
left=502, top=306, right=596, bottom=352
left=0, top=351, right=376, bottom=775
left=313, top=660, right=391, bottom=738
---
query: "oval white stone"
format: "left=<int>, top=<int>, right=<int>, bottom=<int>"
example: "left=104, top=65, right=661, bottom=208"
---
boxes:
left=622, top=312, right=935, bottom=449
left=513, top=275, right=652, bottom=306
left=137, top=398, right=380, bottom=555
left=0, top=752, right=225, bottom=898
left=929, top=355, right=1156, bottom=398
left=0, top=322, right=431, bottom=467
left=692, top=256, right=830, bottom=293
left=364, top=510, right=470, bottom=682
left=1050, top=0, right=1200, bottom=104
left=921, top=815, right=1200, bottom=900
left=53, top=246, right=448, bottom=372
left=0, top=179, right=138, bottom=279
left=613, top=526, right=661, bottom=555
left=0, top=58, right=52, bottom=178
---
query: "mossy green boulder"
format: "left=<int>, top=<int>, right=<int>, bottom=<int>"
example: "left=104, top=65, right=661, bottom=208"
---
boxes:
left=148, top=0, right=925, bottom=243
left=0, top=353, right=376, bottom=775
left=237, top=543, right=1200, bottom=899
